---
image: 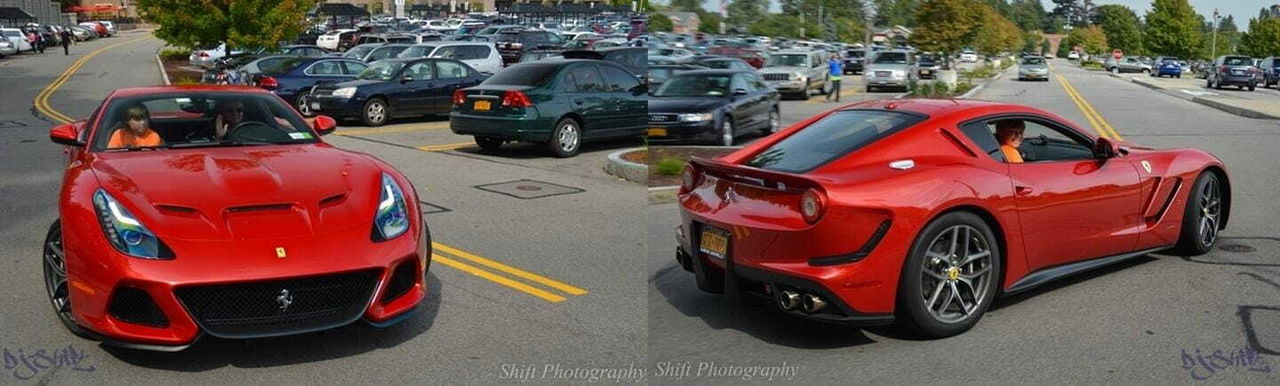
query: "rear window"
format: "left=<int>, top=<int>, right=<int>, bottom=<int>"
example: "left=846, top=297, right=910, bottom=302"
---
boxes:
left=482, top=62, right=560, bottom=86
left=745, top=110, right=926, bottom=173
left=1224, top=56, right=1252, bottom=66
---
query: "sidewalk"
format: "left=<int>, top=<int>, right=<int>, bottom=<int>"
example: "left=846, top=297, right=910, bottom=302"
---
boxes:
left=1105, top=72, right=1280, bottom=120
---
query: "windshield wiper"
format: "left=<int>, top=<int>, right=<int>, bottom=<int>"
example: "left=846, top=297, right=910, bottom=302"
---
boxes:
left=166, top=139, right=281, bottom=149
left=103, top=146, right=164, bottom=152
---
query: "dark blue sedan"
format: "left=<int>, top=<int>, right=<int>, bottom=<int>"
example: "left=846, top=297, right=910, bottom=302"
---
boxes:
left=1155, top=60, right=1183, bottom=78
left=310, top=58, right=486, bottom=126
left=256, top=57, right=370, bottom=116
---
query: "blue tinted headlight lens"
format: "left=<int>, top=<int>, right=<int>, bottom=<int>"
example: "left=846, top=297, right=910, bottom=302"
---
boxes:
left=374, top=173, right=410, bottom=241
left=92, top=189, right=173, bottom=259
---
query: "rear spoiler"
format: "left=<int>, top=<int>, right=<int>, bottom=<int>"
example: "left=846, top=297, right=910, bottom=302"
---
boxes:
left=689, top=157, right=823, bottom=193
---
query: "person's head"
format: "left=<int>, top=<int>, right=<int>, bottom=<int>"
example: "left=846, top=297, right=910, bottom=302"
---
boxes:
left=122, top=105, right=151, bottom=134
left=995, top=120, right=1025, bottom=147
left=217, top=100, right=246, bottom=126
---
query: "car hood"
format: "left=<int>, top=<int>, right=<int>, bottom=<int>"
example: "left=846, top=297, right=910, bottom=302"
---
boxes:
left=648, top=97, right=726, bottom=113
left=89, top=145, right=384, bottom=241
left=760, top=66, right=806, bottom=74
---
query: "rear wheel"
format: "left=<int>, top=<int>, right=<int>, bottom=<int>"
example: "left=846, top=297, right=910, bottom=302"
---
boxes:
left=43, top=221, right=92, bottom=339
left=897, top=212, right=1001, bottom=338
left=547, top=118, right=581, bottom=158
left=1173, top=172, right=1223, bottom=255
left=474, top=136, right=503, bottom=151
left=295, top=95, right=314, bottom=117
left=361, top=97, right=389, bottom=126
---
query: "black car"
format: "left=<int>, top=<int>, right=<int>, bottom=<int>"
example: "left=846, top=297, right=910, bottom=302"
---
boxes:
left=916, top=54, right=941, bottom=79
left=1261, top=57, right=1280, bottom=88
left=1207, top=55, right=1259, bottom=91
left=310, top=58, right=486, bottom=126
left=562, top=47, right=647, bottom=80
left=689, top=56, right=755, bottom=71
left=647, top=69, right=781, bottom=145
left=648, top=64, right=706, bottom=90
left=495, top=30, right=565, bottom=65
left=843, top=48, right=866, bottom=74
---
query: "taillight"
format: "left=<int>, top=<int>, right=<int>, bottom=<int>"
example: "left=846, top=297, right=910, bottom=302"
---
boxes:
left=198, top=51, right=209, bottom=58
left=501, top=90, right=532, bottom=107
left=453, top=89, right=467, bottom=105
left=680, top=164, right=700, bottom=193
left=1218, top=65, right=1227, bottom=73
left=800, top=189, right=826, bottom=224
left=258, top=76, right=278, bottom=90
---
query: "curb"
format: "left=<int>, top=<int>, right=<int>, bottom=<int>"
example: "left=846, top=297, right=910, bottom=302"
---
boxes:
left=604, top=147, right=647, bottom=184
left=648, top=186, right=679, bottom=205
left=155, top=53, right=170, bottom=85
left=1190, top=97, right=1280, bottom=120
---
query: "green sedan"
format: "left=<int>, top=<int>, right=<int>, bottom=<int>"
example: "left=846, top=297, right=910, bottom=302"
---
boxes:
left=450, top=59, right=647, bottom=157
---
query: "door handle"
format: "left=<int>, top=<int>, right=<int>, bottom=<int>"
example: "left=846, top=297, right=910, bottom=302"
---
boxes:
left=1015, top=186, right=1034, bottom=195
left=573, top=99, right=585, bottom=105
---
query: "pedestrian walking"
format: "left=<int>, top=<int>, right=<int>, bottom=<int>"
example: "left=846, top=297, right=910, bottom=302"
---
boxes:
left=60, top=29, right=71, bottom=55
left=825, top=54, right=843, bottom=102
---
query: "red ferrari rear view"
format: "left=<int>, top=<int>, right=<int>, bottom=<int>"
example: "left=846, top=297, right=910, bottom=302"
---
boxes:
left=675, top=99, right=1230, bottom=337
left=44, top=86, right=430, bottom=351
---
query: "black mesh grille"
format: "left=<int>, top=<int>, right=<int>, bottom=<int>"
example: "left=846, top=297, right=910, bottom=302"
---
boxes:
left=108, top=287, right=170, bottom=327
left=175, top=270, right=380, bottom=338
left=763, top=73, right=790, bottom=81
left=381, top=260, right=418, bottom=304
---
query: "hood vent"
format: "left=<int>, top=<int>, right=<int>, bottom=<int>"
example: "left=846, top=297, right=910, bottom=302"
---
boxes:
left=319, top=193, right=348, bottom=208
left=226, top=203, right=294, bottom=213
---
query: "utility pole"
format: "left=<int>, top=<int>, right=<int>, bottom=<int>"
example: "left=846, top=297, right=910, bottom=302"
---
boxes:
left=719, top=0, right=726, bottom=35
left=1211, top=8, right=1220, bottom=60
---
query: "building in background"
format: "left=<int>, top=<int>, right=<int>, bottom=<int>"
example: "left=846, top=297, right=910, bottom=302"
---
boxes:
left=0, top=0, right=68, bottom=25
left=660, top=11, right=697, bottom=34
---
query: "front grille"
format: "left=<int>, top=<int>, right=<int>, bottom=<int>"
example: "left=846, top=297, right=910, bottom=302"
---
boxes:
left=175, top=269, right=380, bottom=338
left=109, top=287, right=169, bottom=327
left=762, top=73, right=790, bottom=81
left=381, top=259, right=419, bottom=304
left=875, top=71, right=891, bottom=77
left=649, top=114, right=674, bottom=123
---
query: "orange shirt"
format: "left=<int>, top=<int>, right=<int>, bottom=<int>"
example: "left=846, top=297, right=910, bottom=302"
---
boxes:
left=107, top=128, right=163, bottom=148
left=1000, top=145, right=1023, bottom=163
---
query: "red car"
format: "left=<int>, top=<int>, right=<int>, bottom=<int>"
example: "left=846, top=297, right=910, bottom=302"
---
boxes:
left=675, top=99, right=1229, bottom=337
left=43, top=86, right=430, bottom=351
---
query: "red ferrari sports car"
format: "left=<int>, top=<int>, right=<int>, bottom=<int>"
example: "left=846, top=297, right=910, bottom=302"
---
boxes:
left=675, top=99, right=1229, bottom=337
left=43, top=86, right=430, bottom=351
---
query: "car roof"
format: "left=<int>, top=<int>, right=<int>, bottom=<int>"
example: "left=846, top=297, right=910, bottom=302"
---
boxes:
left=108, top=85, right=273, bottom=98
left=677, top=69, right=750, bottom=75
left=834, top=98, right=1028, bottom=119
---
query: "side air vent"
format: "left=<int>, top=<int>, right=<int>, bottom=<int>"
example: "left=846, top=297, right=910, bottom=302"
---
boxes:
left=226, top=204, right=293, bottom=213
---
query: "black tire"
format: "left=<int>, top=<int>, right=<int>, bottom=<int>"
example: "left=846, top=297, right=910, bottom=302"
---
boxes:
left=474, top=136, right=503, bottom=151
left=295, top=94, right=314, bottom=117
left=361, top=97, right=389, bottom=127
left=1172, top=171, right=1224, bottom=255
left=866, top=85, right=875, bottom=93
left=547, top=117, right=581, bottom=158
left=43, top=221, right=93, bottom=340
left=897, top=211, right=1002, bottom=338
left=1248, top=85, right=1256, bottom=91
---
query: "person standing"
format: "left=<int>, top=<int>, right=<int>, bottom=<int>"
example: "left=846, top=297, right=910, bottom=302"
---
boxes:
left=59, top=29, right=71, bottom=55
left=825, top=54, right=843, bottom=102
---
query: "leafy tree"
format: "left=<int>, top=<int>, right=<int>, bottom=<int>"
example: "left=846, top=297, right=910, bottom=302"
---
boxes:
left=1143, top=0, right=1202, bottom=58
left=649, top=12, right=674, bottom=32
left=874, top=0, right=918, bottom=27
left=1041, top=37, right=1052, bottom=55
left=1240, top=17, right=1280, bottom=58
left=670, top=0, right=704, bottom=12
left=1219, top=15, right=1238, bottom=33
left=137, top=0, right=317, bottom=51
left=697, top=11, right=723, bottom=34
left=726, top=0, right=768, bottom=30
left=1022, top=30, right=1044, bottom=54
left=1009, top=0, right=1048, bottom=32
left=748, top=14, right=822, bottom=40
left=1092, top=4, right=1143, bottom=55
left=973, top=4, right=1022, bottom=56
left=1063, top=24, right=1107, bottom=54
left=909, top=0, right=981, bottom=66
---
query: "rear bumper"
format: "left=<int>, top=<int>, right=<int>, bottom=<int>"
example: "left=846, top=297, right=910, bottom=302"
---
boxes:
left=449, top=112, right=551, bottom=142
left=1217, top=75, right=1257, bottom=86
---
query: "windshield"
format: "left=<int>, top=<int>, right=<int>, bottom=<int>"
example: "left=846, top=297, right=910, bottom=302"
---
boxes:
left=746, top=110, right=926, bottom=173
left=356, top=61, right=405, bottom=81
left=345, top=45, right=377, bottom=59
left=478, top=26, right=504, bottom=35
left=398, top=45, right=437, bottom=58
left=767, top=54, right=807, bottom=67
left=496, top=33, right=520, bottom=43
left=846, top=50, right=864, bottom=58
left=482, top=62, right=559, bottom=86
left=1021, top=57, right=1045, bottom=65
left=652, top=74, right=732, bottom=97
left=701, top=60, right=734, bottom=69
left=873, top=52, right=908, bottom=64
left=91, top=93, right=316, bottom=152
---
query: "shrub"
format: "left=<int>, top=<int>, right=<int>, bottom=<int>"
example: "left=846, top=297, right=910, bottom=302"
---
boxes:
left=655, top=157, right=686, bottom=176
left=158, top=47, right=191, bottom=61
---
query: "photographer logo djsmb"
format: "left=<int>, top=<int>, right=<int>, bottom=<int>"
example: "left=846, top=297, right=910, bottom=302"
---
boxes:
left=1180, top=347, right=1271, bottom=380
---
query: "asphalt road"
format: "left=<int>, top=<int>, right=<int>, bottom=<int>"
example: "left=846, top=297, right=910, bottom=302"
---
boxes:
left=647, top=59, right=1280, bottom=384
left=0, top=32, right=645, bottom=383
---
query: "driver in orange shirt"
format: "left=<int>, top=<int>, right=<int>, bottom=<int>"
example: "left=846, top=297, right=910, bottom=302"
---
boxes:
left=107, top=105, right=163, bottom=149
left=995, top=120, right=1025, bottom=163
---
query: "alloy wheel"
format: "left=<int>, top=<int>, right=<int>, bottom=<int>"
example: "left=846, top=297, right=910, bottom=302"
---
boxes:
left=920, top=225, right=994, bottom=324
left=366, top=101, right=386, bottom=125
left=43, top=222, right=72, bottom=322
left=767, top=110, right=780, bottom=134
left=558, top=122, right=579, bottom=153
left=1198, top=177, right=1222, bottom=247
left=296, top=96, right=313, bottom=117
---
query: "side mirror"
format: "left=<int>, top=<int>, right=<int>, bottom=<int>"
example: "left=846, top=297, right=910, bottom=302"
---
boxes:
left=400, top=75, right=414, bottom=83
left=50, top=122, right=83, bottom=146
left=732, top=88, right=748, bottom=96
left=312, top=115, right=338, bottom=136
left=631, top=83, right=647, bottom=95
left=1092, top=137, right=1119, bottom=160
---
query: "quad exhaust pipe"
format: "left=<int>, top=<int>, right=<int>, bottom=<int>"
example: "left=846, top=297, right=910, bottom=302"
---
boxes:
left=778, top=290, right=801, bottom=311
left=802, top=294, right=827, bottom=314
left=774, top=287, right=827, bottom=314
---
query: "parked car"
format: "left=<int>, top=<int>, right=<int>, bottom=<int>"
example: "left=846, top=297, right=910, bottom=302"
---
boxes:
left=44, top=87, right=430, bottom=351
left=78, top=22, right=107, bottom=37
left=519, top=49, right=564, bottom=64
left=1154, top=60, right=1183, bottom=78
left=396, top=42, right=504, bottom=75
left=342, top=43, right=384, bottom=61
left=865, top=50, right=917, bottom=92
left=1207, top=55, right=1260, bottom=91
left=1260, top=57, right=1280, bottom=88
left=1, top=28, right=33, bottom=53
left=68, top=26, right=95, bottom=41
left=916, top=54, right=941, bottom=80
left=647, top=69, right=780, bottom=145
left=189, top=44, right=243, bottom=68
left=310, top=58, right=486, bottom=126
left=1103, top=56, right=1151, bottom=74
left=673, top=99, right=1230, bottom=337
left=0, top=39, right=14, bottom=57
left=759, top=50, right=829, bottom=99
left=450, top=59, right=647, bottom=157
left=561, top=47, right=646, bottom=80
left=254, top=57, right=369, bottom=116
left=495, top=29, right=565, bottom=65
left=359, top=43, right=413, bottom=62
left=689, top=56, right=755, bottom=71
left=1067, top=50, right=1080, bottom=60
left=959, top=50, right=978, bottom=62
left=92, top=20, right=116, bottom=36
left=648, top=63, right=708, bottom=90
left=317, top=29, right=356, bottom=51
left=1018, top=56, right=1049, bottom=81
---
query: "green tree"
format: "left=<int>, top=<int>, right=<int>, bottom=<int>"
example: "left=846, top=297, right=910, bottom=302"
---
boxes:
left=1143, top=0, right=1202, bottom=58
left=1092, top=4, right=1143, bottom=55
left=649, top=12, right=674, bottom=32
left=972, top=4, right=1022, bottom=56
left=874, top=0, right=918, bottom=27
left=1240, top=17, right=1280, bottom=58
left=748, top=14, right=822, bottom=40
left=137, top=0, right=316, bottom=50
left=1009, top=0, right=1048, bottom=32
left=697, top=11, right=723, bottom=34
left=726, top=0, right=768, bottom=30
left=1064, top=24, right=1108, bottom=54
left=670, top=0, right=704, bottom=12
left=909, top=0, right=981, bottom=65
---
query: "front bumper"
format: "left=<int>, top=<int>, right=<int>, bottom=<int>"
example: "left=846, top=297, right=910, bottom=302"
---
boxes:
left=866, top=76, right=908, bottom=86
left=646, top=120, right=717, bottom=143
left=764, top=80, right=806, bottom=92
left=1019, top=71, right=1048, bottom=79
left=309, top=95, right=367, bottom=118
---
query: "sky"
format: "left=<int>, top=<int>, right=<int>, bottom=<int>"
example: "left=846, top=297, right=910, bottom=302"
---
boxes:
left=653, top=1, right=1275, bottom=25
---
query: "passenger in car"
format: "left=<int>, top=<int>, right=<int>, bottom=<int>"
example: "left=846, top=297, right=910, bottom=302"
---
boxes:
left=107, top=105, right=163, bottom=148
left=995, top=120, right=1025, bottom=163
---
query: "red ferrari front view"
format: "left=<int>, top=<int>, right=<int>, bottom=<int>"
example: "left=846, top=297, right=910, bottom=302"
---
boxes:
left=43, top=86, right=430, bottom=351
left=675, top=99, right=1229, bottom=338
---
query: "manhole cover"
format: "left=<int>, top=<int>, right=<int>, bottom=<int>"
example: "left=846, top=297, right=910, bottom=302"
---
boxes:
left=419, top=201, right=450, bottom=215
left=1220, top=244, right=1256, bottom=253
left=474, top=179, right=584, bottom=199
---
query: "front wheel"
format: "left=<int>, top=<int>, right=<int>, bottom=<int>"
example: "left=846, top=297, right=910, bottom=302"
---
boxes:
left=474, top=136, right=503, bottom=151
left=295, top=95, right=314, bottom=117
left=1173, top=172, right=1224, bottom=255
left=362, top=98, right=389, bottom=127
left=44, top=221, right=91, bottom=339
left=897, top=212, right=1002, bottom=338
left=547, top=118, right=581, bottom=158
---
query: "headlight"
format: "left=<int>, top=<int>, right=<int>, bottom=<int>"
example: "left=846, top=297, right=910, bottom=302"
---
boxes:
left=892, top=71, right=906, bottom=78
left=93, top=189, right=173, bottom=259
left=789, top=73, right=802, bottom=81
left=332, top=87, right=357, bottom=98
left=373, top=173, right=410, bottom=242
left=678, top=113, right=713, bottom=122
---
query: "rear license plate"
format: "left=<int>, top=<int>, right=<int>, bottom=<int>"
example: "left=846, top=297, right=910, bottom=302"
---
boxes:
left=699, top=226, right=730, bottom=259
left=648, top=128, right=667, bottom=137
left=474, top=100, right=491, bottom=111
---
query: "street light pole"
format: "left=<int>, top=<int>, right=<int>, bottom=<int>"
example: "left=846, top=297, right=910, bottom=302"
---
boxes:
left=1211, top=9, right=1219, bottom=60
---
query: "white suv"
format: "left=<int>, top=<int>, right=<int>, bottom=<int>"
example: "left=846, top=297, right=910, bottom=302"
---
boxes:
left=395, top=42, right=503, bottom=74
left=317, top=29, right=355, bottom=51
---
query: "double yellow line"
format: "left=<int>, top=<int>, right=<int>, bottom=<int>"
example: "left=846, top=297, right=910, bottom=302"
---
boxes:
left=34, top=37, right=149, bottom=124
left=431, top=242, right=588, bottom=303
left=1055, top=73, right=1124, bottom=141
